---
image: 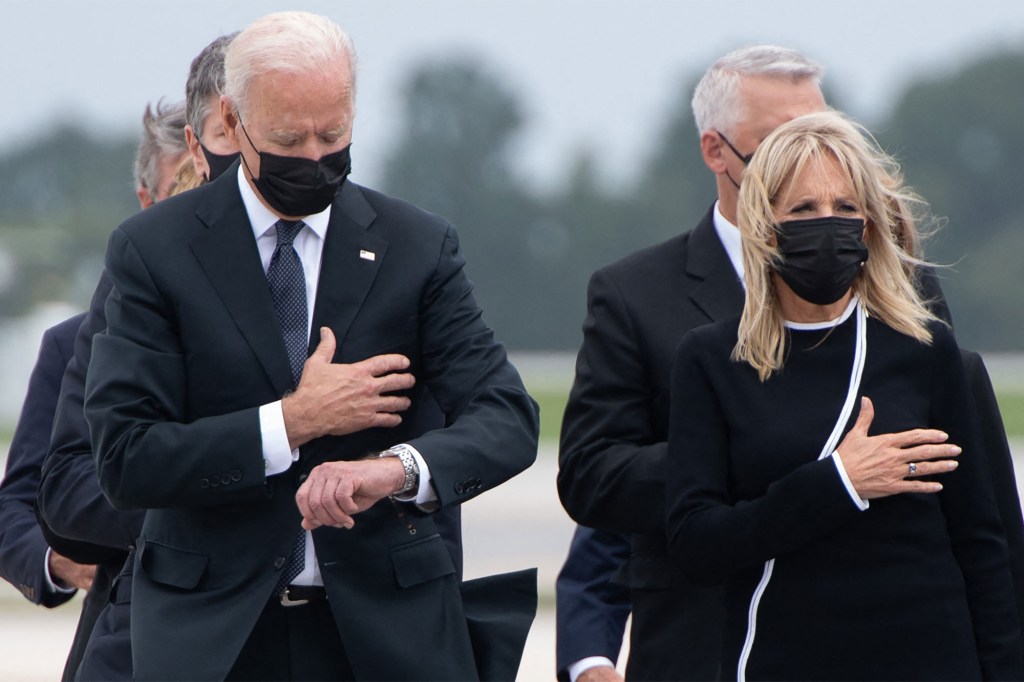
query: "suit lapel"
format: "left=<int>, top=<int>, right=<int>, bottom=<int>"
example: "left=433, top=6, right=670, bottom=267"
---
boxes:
left=189, top=178, right=294, bottom=394
left=309, top=182, right=388, bottom=352
left=685, top=208, right=745, bottom=323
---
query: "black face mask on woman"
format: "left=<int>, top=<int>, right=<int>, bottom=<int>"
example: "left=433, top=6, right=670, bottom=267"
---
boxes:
left=774, top=216, right=869, bottom=305
left=237, top=118, right=351, bottom=216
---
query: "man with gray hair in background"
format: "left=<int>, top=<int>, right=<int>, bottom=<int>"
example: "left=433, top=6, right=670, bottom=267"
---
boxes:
left=83, top=11, right=537, bottom=681
left=556, top=45, right=826, bottom=681
left=0, top=99, right=188, bottom=682
left=183, top=32, right=241, bottom=183
left=38, top=34, right=242, bottom=681
left=133, top=100, right=189, bottom=207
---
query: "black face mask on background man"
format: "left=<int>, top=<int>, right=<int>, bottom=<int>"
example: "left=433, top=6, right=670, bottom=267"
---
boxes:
left=238, top=118, right=352, bottom=217
left=774, top=215, right=869, bottom=306
left=199, top=143, right=240, bottom=182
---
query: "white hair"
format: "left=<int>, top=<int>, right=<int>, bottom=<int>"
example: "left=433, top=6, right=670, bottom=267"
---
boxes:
left=691, top=45, right=823, bottom=137
left=224, top=11, right=358, bottom=119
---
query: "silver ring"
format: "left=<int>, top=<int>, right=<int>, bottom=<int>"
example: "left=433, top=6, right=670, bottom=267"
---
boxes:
left=908, top=462, right=918, bottom=476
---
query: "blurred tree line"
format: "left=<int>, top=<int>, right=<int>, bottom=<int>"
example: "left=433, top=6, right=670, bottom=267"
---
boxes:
left=1, top=48, right=1023, bottom=351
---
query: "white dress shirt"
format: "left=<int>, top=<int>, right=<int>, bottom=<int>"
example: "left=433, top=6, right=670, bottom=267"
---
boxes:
left=237, top=169, right=436, bottom=587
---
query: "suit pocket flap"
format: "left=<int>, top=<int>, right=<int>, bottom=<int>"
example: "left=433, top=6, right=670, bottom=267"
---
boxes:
left=390, top=533, right=455, bottom=588
left=139, top=540, right=208, bottom=590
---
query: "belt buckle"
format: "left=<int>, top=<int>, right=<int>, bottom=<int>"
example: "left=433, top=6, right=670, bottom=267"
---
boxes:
left=279, top=588, right=309, bottom=608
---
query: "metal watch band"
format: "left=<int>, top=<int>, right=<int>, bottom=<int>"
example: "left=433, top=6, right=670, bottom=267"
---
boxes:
left=380, top=445, right=419, bottom=496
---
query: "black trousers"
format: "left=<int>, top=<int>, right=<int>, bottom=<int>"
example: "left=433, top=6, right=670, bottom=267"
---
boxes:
left=226, top=597, right=355, bottom=681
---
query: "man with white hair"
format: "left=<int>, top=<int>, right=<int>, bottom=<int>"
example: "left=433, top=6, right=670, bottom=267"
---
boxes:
left=84, top=11, right=537, bottom=681
left=556, top=46, right=827, bottom=681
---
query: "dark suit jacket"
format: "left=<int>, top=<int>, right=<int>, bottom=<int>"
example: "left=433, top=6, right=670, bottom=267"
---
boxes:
left=0, top=313, right=115, bottom=681
left=556, top=206, right=1023, bottom=679
left=34, top=272, right=139, bottom=681
left=84, top=173, right=538, bottom=681
left=558, top=208, right=742, bottom=680
left=962, top=349, right=1024, bottom=636
left=0, top=313, right=83, bottom=608
left=555, top=525, right=631, bottom=680
left=39, top=266, right=467, bottom=680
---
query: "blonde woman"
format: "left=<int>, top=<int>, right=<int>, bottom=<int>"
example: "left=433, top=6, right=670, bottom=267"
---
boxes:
left=665, top=111, right=1022, bottom=680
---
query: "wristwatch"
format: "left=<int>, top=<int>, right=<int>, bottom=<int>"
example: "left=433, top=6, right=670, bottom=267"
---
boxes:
left=379, top=444, right=419, bottom=497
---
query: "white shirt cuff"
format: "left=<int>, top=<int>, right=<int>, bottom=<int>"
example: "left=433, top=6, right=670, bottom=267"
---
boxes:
left=830, top=450, right=869, bottom=511
left=43, top=547, right=77, bottom=595
left=388, top=444, right=437, bottom=506
left=260, top=401, right=298, bottom=476
left=568, top=657, right=616, bottom=682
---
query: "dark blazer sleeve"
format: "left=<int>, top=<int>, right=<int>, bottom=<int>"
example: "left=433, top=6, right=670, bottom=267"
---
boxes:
left=38, top=271, right=144, bottom=558
left=959, top=348, right=1024, bottom=664
left=86, top=229, right=268, bottom=510
left=395, top=225, right=539, bottom=507
left=555, top=525, right=631, bottom=680
left=0, top=314, right=83, bottom=606
left=558, top=268, right=669, bottom=534
left=929, top=333, right=1023, bottom=678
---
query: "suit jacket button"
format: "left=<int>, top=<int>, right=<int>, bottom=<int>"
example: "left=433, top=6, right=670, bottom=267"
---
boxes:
left=454, top=482, right=464, bottom=495
left=200, top=478, right=209, bottom=489
left=230, top=469, right=242, bottom=482
left=274, top=557, right=286, bottom=569
left=221, top=473, right=231, bottom=485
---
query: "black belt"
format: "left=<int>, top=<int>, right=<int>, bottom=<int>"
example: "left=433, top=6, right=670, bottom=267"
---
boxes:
left=278, top=585, right=328, bottom=607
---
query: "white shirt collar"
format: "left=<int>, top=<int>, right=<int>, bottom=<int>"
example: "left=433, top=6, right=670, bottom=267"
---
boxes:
left=712, top=200, right=744, bottom=285
left=784, top=295, right=860, bottom=330
left=235, top=164, right=331, bottom=242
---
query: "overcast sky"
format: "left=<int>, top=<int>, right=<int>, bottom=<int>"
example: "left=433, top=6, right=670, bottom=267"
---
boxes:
left=5, top=0, right=1024, bottom=188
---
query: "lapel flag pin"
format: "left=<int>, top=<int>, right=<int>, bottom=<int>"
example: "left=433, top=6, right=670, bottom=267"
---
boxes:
left=359, top=250, right=376, bottom=261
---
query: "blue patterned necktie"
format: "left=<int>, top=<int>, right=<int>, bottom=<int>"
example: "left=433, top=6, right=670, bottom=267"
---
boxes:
left=267, top=219, right=308, bottom=387
left=268, top=219, right=308, bottom=593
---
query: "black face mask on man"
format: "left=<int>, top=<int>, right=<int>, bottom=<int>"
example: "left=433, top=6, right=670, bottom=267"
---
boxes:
left=774, top=216, right=869, bottom=305
left=237, top=117, right=351, bottom=216
left=199, top=142, right=240, bottom=182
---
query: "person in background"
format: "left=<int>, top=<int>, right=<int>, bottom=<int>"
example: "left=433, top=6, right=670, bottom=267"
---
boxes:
left=38, top=35, right=240, bottom=682
left=133, top=100, right=189, bottom=208
left=0, top=100, right=187, bottom=682
left=666, top=109, right=1022, bottom=680
left=183, top=32, right=240, bottom=183
left=555, top=44, right=1024, bottom=680
left=556, top=45, right=828, bottom=681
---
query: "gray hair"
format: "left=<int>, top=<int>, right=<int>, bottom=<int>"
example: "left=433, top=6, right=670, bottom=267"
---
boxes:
left=186, top=33, right=238, bottom=139
left=691, top=45, right=824, bottom=137
left=224, top=11, right=358, bottom=120
left=133, top=99, right=187, bottom=192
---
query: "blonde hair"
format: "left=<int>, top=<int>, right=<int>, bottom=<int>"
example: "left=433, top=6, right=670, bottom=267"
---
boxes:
left=168, top=155, right=205, bottom=197
left=734, top=111, right=939, bottom=381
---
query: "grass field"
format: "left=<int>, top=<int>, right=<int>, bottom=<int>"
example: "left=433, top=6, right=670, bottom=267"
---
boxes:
left=997, top=391, right=1024, bottom=439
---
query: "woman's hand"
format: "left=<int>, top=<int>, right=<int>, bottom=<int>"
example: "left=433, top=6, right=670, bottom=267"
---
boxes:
left=836, top=397, right=960, bottom=499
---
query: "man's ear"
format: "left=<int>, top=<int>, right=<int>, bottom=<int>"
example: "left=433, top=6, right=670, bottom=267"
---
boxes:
left=700, top=130, right=727, bottom=174
left=185, top=125, right=210, bottom=181
left=137, top=186, right=154, bottom=210
left=221, top=96, right=239, bottom=147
